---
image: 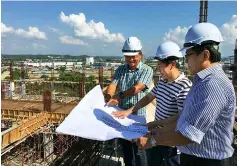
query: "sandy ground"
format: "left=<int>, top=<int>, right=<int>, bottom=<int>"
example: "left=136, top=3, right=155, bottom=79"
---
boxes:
left=1, top=100, right=76, bottom=114
left=1, top=71, right=10, bottom=80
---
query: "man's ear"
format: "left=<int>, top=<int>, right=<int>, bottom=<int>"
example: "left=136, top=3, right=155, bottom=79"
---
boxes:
left=169, top=61, right=175, bottom=70
left=203, top=50, right=211, bottom=62
left=171, top=61, right=176, bottom=67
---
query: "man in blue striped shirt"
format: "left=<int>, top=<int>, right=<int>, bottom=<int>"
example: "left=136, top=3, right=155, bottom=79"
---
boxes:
left=105, top=36, right=153, bottom=166
left=137, top=23, right=236, bottom=166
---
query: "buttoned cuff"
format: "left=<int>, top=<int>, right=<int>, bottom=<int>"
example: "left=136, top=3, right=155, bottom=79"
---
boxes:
left=176, top=121, right=205, bottom=144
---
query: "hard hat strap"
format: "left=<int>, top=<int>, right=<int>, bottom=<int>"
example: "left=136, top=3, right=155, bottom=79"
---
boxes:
left=122, top=50, right=141, bottom=53
left=154, top=56, right=179, bottom=66
left=184, top=40, right=219, bottom=48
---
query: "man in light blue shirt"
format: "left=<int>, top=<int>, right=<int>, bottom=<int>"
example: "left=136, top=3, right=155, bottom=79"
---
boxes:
left=137, top=23, right=236, bottom=166
left=105, top=36, right=153, bottom=166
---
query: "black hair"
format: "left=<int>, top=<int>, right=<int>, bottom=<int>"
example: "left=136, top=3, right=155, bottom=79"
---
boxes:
left=189, top=41, right=221, bottom=63
left=156, top=56, right=180, bottom=68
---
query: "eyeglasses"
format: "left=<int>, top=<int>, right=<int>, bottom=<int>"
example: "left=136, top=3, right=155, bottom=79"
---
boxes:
left=184, top=52, right=196, bottom=63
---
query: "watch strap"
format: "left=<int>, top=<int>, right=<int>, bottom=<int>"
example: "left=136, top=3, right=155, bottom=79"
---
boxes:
left=150, top=135, right=157, bottom=147
left=119, top=92, right=125, bottom=99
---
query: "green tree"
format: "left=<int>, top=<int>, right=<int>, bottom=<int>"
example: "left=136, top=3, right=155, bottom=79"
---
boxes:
left=13, top=69, right=21, bottom=80
left=59, top=66, right=66, bottom=73
left=59, top=72, right=81, bottom=82
left=86, top=75, right=96, bottom=82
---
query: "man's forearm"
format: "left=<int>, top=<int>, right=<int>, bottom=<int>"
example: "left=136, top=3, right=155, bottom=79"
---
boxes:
left=132, top=93, right=155, bottom=113
left=155, top=122, right=177, bottom=133
left=106, top=83, right=117, bottom=96
left=157, top=114, right=179, bottom=126
left=122, top=84, right=145, bottom=97
left=154, top=125, right=192, bottom=146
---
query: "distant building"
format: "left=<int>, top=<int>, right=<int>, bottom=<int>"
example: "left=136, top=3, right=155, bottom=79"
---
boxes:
left=25, top=59, right=32, bottom=62
left=24, top=61, right=83, bottom=69
left=93, top=62, right=121, bottom=69
left=86, top=57, right=94, bottom=65
left=93, top=62, right=106, bottom=69
left=108, top=62, right=121, bottom=67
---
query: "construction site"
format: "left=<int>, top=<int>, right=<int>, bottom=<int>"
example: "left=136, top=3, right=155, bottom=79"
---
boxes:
left=1, top=1, right=237, bottom=166
left=1, top=65, right=127, bottom=166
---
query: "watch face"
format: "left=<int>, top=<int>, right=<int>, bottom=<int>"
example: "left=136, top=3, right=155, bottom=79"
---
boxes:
left=150, top=136, right=156, bottom=147
left=119, top=92, right=125, bottom=99
left=104, top=94, right=111, bottom=102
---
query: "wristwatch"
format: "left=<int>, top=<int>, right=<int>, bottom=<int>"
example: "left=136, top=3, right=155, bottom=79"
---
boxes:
left=104, top=94, right=112, bottom=102
left=149, top=135, right=157, bottom=147
left=119, top=92, right=125, bottom=99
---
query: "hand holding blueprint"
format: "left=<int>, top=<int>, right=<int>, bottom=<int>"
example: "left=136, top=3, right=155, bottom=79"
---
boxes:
left=56, top=85, right=148, bottom=141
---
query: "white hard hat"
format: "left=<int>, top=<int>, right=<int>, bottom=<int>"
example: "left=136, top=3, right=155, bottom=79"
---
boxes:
left=122, top=36, right=142, bottom=56
left=155, top=41, right=183, bottom=60
left=181, top=22, right=224, bottom=51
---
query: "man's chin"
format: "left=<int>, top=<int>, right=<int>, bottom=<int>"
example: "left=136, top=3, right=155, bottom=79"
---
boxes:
left=128, top=64, right=136, bottom=68
left=189, top=69, right=195, bottom=75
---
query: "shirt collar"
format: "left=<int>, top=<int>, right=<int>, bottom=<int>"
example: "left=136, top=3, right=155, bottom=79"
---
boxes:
left=165, top=72, right=185, bottom=84
left=194, top=63, right=222, bottom=82
left=173, top=72, right=185, bottom=82
left=127, top=62, right=142, bottom=71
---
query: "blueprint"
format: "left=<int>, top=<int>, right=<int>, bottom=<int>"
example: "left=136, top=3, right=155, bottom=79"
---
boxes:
left=56, top=85, right=148, bottom=141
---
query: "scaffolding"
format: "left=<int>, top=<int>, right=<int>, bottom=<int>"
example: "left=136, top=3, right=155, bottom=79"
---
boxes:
left=1, top=67, right=121, bottom=165
left=1, top=106, right=123, bottom=166
left=1, top=125, right=80, bottom=166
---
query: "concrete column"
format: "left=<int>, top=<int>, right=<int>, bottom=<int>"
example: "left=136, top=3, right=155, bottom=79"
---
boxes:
left=10, top=82, right=15, bottom=98
left=21, top=83, right=25, bottom=97
left=43, top=132, right=54, bottom=163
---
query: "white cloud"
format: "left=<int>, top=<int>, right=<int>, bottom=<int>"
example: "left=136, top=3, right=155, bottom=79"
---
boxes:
left=60, top=12, right=125, bottom=43
left=59, top=35, right=88, bottom=46
left=48, top=26, right=63, bottom=35
left=220, top=15, right=237, bottom=44
left=32, top=43, right=47, bottom=49
left=1, top=23, right=14, bottom=33
left=1, top=23, right=47, bottom=40
left=162, top=15, right=237, bottom=57
left=163, top=26, right=190, bottom=47
left=15, top=27, right=47, bottom=40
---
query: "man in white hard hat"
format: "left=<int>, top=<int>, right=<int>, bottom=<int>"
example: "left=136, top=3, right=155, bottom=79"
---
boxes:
left=137, top=23, right=236, bottom=166
left=105, top=36, right=153, bottom=166
left=113, top=41, right=192, bottom=166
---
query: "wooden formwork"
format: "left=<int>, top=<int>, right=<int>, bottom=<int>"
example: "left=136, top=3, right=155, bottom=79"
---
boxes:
left=1, top=110, right=68, bottom=149
left=1, top=113, right=48, bottom=149
left=1, top=109, right=38, bottom=123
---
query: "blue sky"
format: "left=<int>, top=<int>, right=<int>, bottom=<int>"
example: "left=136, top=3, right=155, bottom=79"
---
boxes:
left=1, top=1, right=237, bottom=57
